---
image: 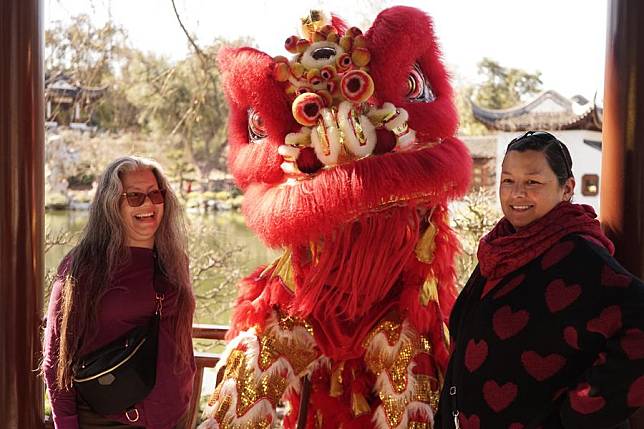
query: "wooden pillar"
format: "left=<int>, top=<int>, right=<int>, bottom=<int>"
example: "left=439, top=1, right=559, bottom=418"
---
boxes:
left=601, top=0, right=644, bottom=279
left=602, top=1, right=644, bottom=427
left=0, top=0, right=45, bottom=427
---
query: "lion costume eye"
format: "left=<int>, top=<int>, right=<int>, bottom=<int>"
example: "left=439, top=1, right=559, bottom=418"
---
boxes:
left=248, top=108, right=267, bottom=142
left=406, top=63, right=435, bottom=103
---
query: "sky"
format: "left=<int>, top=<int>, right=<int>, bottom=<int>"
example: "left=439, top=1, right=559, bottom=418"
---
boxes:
left=46, top=0, right=608, bottom=101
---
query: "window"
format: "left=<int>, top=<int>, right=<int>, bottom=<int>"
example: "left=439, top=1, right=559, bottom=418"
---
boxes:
left=581, top=174, right=599, bottom=196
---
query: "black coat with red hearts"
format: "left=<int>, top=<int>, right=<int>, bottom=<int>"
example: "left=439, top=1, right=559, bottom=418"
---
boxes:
left=435, top=234, right=644, bottom=429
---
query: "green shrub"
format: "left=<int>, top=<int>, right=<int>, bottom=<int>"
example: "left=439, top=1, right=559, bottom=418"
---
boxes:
left=45, top=193, right=69, bottom=210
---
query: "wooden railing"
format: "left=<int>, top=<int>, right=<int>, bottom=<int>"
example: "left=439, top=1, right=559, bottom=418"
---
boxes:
left=43, top=324, right=229, bottom=429
left=187, top=324, right=229, bottom=428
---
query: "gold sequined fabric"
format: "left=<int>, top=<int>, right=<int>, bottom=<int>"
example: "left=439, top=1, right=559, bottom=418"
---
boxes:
left=362, top=313, right=404, bottom=348
left=378, top=394, right=408, bottom=428
left=257, top=333, right=318, bottom=375
left=364, top=315, right=440, bottom=428
left=208, top=313, right=319, bottom=427
left=223, top=350, right=289, bottom=416
left=408, top=422, right=431, bottom=429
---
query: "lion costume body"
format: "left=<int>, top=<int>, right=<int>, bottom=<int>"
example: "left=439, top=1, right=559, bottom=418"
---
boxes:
left=201, top=7, right=471, bottom=429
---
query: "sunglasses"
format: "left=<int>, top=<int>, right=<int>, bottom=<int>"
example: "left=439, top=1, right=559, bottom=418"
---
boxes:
left=508, top=131, right=572, bottom=179
left=121, top=189, right=166, bottom=207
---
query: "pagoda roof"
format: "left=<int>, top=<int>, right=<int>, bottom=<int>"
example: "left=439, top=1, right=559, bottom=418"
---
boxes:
left=45, top=74, right=107, bottom=100
left=471, top=90, right=602, bottom=132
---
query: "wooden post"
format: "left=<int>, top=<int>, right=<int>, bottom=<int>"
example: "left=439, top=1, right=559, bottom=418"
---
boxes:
left=601, top=0, right=644, bottom=279
left=602, top=1, right=644, bottom=427
left=0, top=0, right=45, bottom=427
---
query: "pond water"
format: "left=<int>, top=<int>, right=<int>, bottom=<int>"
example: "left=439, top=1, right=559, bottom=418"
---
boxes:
left=45, top=210, right=280, bottom=326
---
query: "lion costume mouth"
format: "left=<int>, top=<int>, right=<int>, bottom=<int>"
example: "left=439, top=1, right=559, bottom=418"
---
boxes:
left=243, top=137, right=470, bottom=247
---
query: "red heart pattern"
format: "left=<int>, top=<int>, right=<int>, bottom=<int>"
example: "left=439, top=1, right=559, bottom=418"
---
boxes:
left=521, top=351, right=566, bottom=381
left=563, top=326, right=579, bottom=350
left=483, top=380, right=518, bottom=412
left=493, top=274, right=525, bottom=299
left=508, top=424, right=525, bottom=429
left=541, top=240, right=575, bottom=270
left=545, top=279, right=581, bottom=313
left=587, top=305, right=622, bottom=338
left=569, top=383, right=606, bottom=414
left=493, top=306, right=530, bottom=340
left=465, top=339, right=488, bottom=372
left=601, top=264, right=631, bottom=288
left=621, top=328, right=644, bottom=359
left=458, top=413, right=480, bottom=429
left=627, top=376, right=644, bottom=407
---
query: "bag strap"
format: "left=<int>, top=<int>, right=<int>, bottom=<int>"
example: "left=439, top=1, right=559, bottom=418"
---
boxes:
left=152, top=250, right=165, bottom=316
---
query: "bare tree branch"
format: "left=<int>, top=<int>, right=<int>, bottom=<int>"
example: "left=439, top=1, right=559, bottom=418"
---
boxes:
left=170, top=0, right=209, bottom=68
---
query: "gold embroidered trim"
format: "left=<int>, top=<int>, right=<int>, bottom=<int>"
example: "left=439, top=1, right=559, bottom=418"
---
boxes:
left=419, top=276, right=439, bottom=307
left=415, top=221, right=437, bottom=264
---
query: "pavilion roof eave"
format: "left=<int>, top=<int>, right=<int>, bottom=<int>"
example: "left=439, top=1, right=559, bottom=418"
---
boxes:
left=471, top=89, right=602, bottom=131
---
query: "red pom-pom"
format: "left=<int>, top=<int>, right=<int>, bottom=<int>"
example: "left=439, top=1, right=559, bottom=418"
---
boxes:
left=296, top=147, right=323, bottom=174
left=374, top=128, right=396, bottom=154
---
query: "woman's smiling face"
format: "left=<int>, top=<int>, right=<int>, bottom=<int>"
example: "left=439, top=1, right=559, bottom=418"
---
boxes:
left=119, top=169, right=164, bottom=248
left=499, top=149, right=575, bottom=230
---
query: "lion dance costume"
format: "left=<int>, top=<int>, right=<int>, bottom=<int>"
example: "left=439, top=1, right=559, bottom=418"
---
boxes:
left=201, top=7, right=471, bottom=429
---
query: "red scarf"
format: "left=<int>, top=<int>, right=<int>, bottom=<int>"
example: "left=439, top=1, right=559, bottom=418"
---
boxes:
left=477, top=202, right=614, bottom=282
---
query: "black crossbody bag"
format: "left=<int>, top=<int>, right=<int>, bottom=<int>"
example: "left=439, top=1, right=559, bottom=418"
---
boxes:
left=72, top=262, right=165, bottom=420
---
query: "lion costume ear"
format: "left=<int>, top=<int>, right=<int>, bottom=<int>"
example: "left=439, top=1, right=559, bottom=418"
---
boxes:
left=216, top=47, right=294, bottom=189
left=216, top=46, right=292, bottom=123
left=366, top=6, right=458, bottom=139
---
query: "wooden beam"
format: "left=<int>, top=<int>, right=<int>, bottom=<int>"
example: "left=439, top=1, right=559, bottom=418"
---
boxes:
left=0, top=0, right=45, bottom=427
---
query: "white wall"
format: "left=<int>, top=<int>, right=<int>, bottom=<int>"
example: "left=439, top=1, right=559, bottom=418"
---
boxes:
left=494, top=130, right=602, bottom=214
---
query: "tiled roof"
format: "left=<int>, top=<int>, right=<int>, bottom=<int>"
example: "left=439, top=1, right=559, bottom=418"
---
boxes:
left=471, top=90, right=602, bottom=131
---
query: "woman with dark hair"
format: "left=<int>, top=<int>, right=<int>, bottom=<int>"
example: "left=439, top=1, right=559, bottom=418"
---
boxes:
left=435, top=131, right=644, bottom=428
left=43, top=156, right=195, bottom=428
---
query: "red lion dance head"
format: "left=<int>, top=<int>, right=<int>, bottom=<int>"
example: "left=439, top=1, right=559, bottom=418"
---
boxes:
left=206, top=7, right=471, bottom=428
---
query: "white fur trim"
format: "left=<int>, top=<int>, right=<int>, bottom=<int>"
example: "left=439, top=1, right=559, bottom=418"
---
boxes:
left=364, top=319, right=416, bottom=369
left=373, top=405, right=409, bottom=429
left=212, top=328, right=258, bottom=380
left=196, top=416, right=220, bottom=429
left=408, top=402, right=434, bottom=426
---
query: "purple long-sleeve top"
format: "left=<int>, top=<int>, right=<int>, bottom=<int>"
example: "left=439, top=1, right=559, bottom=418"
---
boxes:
left=43, top=247, right=196, bottom=429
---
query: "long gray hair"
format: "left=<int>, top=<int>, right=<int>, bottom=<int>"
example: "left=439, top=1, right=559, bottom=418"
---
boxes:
left=55, top=156, right=194, bottom=389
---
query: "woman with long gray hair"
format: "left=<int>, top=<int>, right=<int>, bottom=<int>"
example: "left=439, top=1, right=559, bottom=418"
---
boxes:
left=43, top=156, right=195, bottom=428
